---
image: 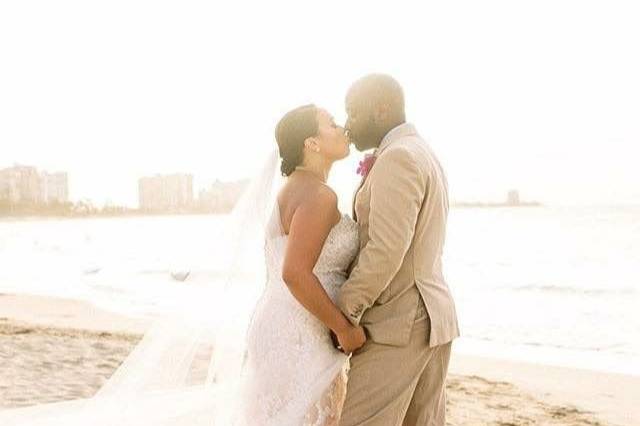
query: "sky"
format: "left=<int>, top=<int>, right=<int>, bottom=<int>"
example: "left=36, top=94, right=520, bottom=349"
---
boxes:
left=1, top=0, right=639, bottom=209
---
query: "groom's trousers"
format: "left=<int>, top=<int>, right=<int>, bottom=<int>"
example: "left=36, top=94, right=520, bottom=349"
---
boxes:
left=339, top=301, right=452, bottom=426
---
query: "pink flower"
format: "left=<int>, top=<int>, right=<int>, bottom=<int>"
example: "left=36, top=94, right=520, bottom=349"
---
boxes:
left=357, top=154, right=376, bottom=177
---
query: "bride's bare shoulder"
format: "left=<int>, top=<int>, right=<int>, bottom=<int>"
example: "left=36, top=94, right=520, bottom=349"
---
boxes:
left=278, top=180, right=339, bottom=233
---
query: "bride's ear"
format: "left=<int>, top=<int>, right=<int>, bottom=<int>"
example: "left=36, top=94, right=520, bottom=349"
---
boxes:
left=304, top=137, right=321, bottom=153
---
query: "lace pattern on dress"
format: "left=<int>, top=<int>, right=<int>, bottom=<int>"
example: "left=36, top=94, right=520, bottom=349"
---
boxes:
left=303, top=365, right=349, bottom=426
left=240, top=211, right=359, bottom=425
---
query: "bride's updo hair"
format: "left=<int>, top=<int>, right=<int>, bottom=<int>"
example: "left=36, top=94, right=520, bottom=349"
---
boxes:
left=275, top=104, right=319, bottom=176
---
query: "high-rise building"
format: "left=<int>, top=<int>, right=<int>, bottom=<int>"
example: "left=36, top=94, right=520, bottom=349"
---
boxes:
left=507, top=190, right=520, bottom=206
left=197, top=180, right=247, bottom=213
left=138, top=174, right=194, bottom=212
left=40, top=172, right=69, bottom=204
left=0, top=165, right=42, bottom=204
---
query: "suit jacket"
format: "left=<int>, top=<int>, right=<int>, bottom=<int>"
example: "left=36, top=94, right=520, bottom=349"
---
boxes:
left=337, top=123, right=460, bottom=347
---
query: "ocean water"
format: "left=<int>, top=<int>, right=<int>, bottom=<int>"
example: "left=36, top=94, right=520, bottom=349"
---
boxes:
left=445, top=206, right=639, bottom=375
left=0, top=206, right=638, bottom=375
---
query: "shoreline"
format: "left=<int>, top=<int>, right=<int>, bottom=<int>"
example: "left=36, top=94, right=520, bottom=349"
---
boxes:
left=0, top=293, right=149, bottom=335
left=1, top=293, right=636, bottom=425
left=0, top=211, right=229, bottom=222
left=453, top=336, right=640, bottom=378
left=0, top=204, right=549, bottom=221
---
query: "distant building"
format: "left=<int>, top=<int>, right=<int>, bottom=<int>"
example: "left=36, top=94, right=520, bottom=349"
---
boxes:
left=0, top=165, right=67, bottom=205
left=0, top=165, right=40, bottom=204
left=452, top=190, right=540, bottom=209
left=507, top=190, right=520, bottom=206
left=138, top=173, right=194, bottom=212
left=0, top=169, right=16, bottom=203
left=198, top=180, right=248, bottom=213
left=40, top=172, right=69, bottom=204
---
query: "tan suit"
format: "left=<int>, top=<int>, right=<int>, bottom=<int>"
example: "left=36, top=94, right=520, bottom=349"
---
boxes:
left=338, top=123, right=459, bottom=426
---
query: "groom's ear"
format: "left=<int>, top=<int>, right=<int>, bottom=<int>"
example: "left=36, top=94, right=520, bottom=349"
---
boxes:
left=373, top=102, right=391, bottom=123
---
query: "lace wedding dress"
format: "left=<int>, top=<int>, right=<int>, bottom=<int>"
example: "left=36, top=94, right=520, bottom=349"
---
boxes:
left=236, top=203, right=360, bottom=425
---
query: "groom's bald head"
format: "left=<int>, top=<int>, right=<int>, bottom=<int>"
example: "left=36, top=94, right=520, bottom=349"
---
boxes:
left=345, top=74, right=406, bottom=151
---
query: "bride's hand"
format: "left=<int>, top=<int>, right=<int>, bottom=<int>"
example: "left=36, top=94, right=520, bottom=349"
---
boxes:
left=336, top=325, right=366, bottom=354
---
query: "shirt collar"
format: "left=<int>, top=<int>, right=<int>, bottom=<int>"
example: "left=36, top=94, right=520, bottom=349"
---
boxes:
left=376, top=123, right=417, bottom=155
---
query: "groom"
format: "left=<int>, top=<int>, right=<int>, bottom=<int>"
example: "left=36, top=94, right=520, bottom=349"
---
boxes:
left=337, top=74, right=459, bottom=426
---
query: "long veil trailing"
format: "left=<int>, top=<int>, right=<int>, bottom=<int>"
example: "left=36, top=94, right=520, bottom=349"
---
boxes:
left=0, top=149, right=283, bottom=425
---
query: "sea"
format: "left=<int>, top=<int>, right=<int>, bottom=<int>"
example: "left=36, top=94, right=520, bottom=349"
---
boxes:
left=1, top=206, right=638, bottom=376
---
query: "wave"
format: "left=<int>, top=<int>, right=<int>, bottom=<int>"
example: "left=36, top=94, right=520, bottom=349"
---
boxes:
left=510, top=283, right=636, bottom=296
left=466, top=335, right=637, bottom=357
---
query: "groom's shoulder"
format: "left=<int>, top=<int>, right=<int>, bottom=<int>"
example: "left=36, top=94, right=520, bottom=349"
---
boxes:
left=380, top=139, right=428, bottom=171
left=384, top=131, right=426, bottom=154
left=375, top=145, right=426, bottom=183
left=379, top=143, right=415, bottom=164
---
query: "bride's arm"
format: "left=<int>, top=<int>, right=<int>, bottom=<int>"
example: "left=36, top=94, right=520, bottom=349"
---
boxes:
left=282, top=186, right=365, bottom=352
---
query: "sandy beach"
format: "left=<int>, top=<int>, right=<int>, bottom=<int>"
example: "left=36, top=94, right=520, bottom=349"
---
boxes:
left=0, top=294, right=636, bottom=425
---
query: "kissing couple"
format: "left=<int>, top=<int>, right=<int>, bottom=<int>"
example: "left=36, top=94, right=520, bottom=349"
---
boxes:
left=240, top=73, right=460, bottom=425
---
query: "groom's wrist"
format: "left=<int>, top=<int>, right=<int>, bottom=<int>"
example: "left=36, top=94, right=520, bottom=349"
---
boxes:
left=346, top=303, right=365, bottom=326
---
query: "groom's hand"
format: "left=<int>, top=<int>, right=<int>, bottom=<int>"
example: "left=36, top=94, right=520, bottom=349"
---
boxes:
left=335, top=325, right=367, bottom=354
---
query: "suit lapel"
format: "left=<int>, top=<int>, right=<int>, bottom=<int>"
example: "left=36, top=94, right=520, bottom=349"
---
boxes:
left=352, top=176, right=367, bottom=220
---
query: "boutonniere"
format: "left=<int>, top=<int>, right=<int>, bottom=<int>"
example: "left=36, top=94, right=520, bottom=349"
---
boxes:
left=356, top=154, right=376, bottom=178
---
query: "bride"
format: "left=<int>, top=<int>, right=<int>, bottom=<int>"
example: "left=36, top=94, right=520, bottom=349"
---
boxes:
left=240, top=104, right=365, bottom=425
left=0, top=104, right=366, bottom=425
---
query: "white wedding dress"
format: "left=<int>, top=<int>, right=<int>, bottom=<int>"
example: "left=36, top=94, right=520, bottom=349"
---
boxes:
left=236, top=203, right=360, bottom=425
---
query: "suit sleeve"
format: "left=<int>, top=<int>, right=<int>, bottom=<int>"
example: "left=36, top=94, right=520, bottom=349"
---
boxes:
left=337, top=147, right=427, bottom=325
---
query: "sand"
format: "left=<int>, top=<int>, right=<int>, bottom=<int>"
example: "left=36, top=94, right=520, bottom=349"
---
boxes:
left=1, top=294, right=636, bottom=425
left=449, top=354, right=639, bottom=426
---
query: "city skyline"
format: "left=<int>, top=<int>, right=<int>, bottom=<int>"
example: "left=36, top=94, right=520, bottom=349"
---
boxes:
left=1, top=161, right=550, bottom=212
left=0, top=162, right=252, bottom=212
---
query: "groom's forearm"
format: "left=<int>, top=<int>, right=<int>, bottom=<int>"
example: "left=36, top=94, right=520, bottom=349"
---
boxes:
left=338, top=241, right=409, bottom=325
